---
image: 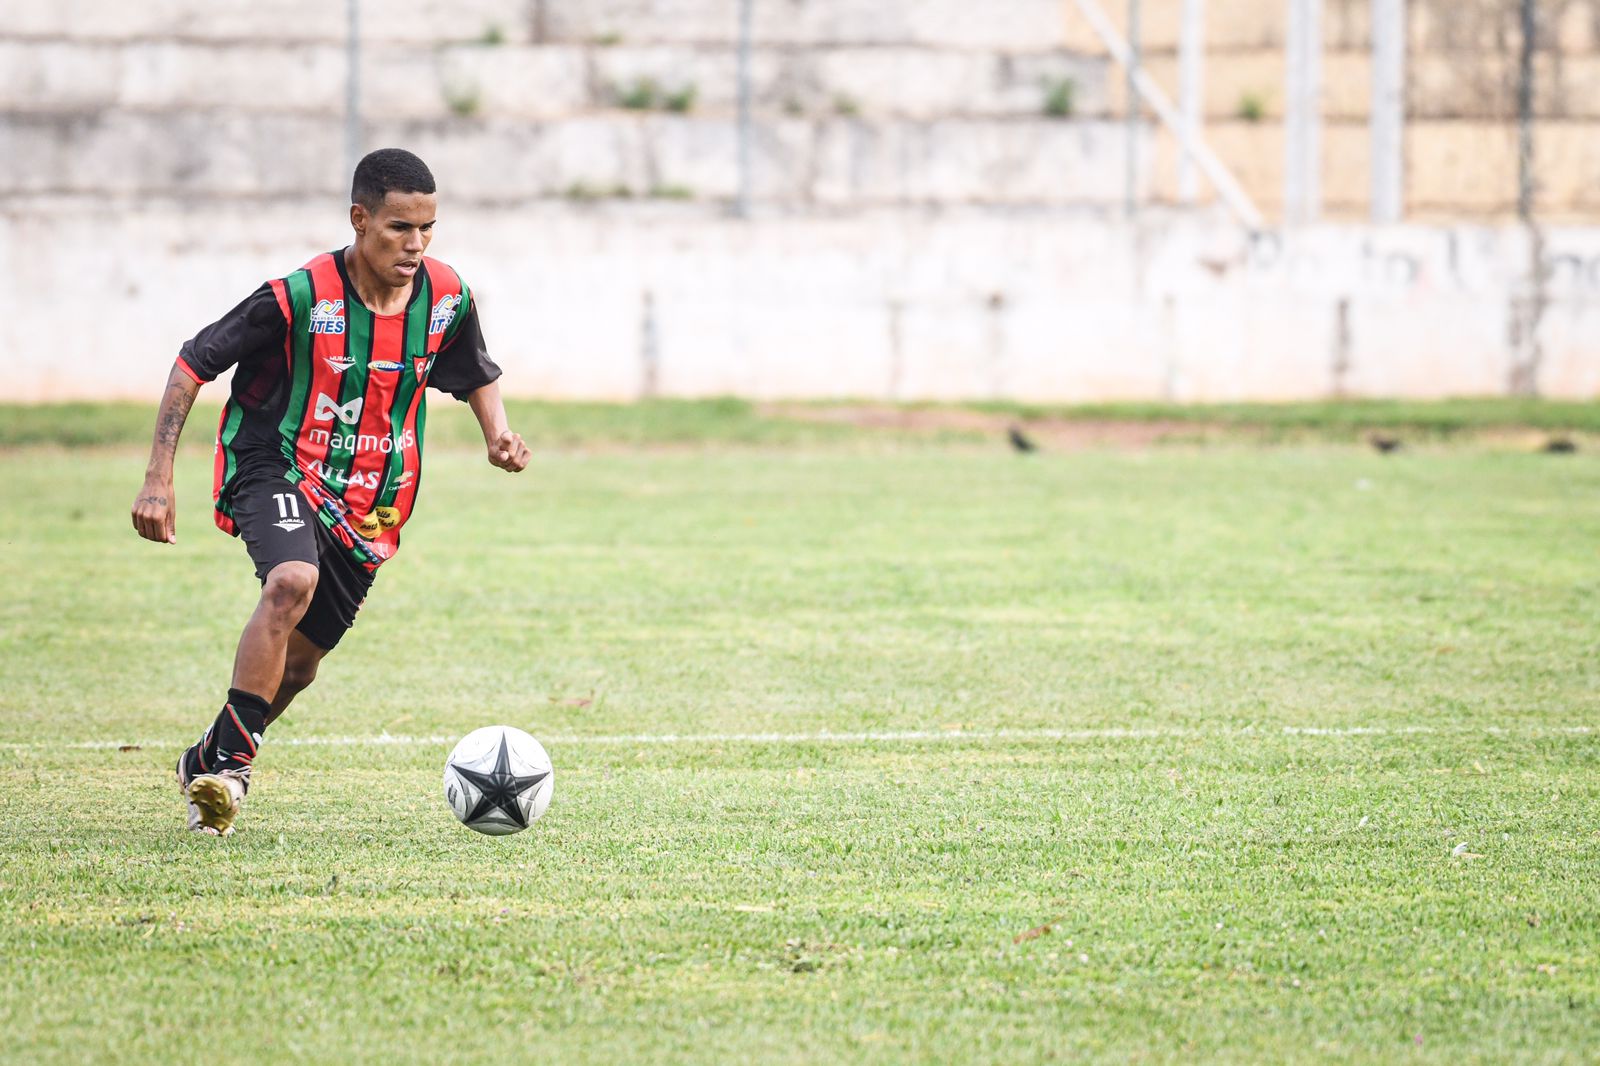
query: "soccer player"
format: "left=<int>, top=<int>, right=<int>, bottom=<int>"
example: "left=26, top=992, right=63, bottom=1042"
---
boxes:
left=130, top=148, right=530, bottom=836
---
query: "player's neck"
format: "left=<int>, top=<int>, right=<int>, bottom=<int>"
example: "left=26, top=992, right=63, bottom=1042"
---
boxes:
left=343, top=245, right=413, bottom=317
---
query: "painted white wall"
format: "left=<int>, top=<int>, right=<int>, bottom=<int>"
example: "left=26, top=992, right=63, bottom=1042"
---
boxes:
left=5, top=201, right=1595, bottom=402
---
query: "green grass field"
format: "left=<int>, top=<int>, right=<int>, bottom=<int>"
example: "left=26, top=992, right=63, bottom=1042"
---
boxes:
left=2, top=402, right=1597, bottom=1063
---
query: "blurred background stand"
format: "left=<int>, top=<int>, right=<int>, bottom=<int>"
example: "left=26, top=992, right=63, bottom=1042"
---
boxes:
left=2, top=0, right=1596, bottom=403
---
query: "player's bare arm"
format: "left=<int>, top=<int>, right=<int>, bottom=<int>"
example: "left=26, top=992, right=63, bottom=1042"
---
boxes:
left=132, top=361, right=202, bottom=544
left=468, top=380, right=530, bottom=472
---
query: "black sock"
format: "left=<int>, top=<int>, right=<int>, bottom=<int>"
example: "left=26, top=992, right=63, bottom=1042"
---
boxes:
left=181, top=689, right=269, bottom=784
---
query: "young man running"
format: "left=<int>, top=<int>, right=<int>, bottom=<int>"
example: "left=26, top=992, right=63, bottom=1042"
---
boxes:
left=131, top=148, right=531, bottom=836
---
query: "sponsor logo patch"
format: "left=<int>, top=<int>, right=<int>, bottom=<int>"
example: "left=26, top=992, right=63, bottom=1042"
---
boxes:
left=324, top=354, right=355, bottom=373
left=309, top=299, right=346, bottom=335
left=307, top=426, right=416, bottom=454
left=306, top=459, right=381, bottom=491
left=429, top=294, right=462, bottom=335
left=371, top=360, right=404, bottom=372
left=314, top=393, right=364, bottom=424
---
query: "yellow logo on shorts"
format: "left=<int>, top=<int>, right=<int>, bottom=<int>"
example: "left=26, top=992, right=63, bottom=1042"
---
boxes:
left=351, top=512, right=382, bottom=539
left=374, top=506, right=401, bottom=529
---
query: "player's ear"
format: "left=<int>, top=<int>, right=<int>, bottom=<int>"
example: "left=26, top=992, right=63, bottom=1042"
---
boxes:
left=350, top=202, right=368, bottom=236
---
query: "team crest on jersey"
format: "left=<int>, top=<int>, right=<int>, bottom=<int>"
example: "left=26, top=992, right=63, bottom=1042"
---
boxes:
left=429, top=294, right=462, bottom=335
left=309, top=299, right=346, bottom=335
left=414, top=355, right=431, bottom=377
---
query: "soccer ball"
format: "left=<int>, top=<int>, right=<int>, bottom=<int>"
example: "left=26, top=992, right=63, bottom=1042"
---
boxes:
left=443, top=726, right=554, bottom=836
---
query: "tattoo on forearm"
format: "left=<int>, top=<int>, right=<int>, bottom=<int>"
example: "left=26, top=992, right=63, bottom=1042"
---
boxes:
left=155, top=384, right=195, bottom=454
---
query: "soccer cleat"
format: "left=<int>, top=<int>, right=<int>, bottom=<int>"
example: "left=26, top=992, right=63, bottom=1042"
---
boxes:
left=176, top=757, right=249, bottom=837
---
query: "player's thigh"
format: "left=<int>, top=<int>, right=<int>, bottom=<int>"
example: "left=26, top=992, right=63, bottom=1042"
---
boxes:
left=228, top=474, right=320, bottom=582
left=293, top=526, right=376, bottom=652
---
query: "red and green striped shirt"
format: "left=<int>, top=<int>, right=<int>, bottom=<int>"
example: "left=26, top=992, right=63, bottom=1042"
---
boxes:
left=177, top=250, right=500, bottom=570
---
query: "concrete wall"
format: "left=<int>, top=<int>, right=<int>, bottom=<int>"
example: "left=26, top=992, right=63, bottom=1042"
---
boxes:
left=6, top=200, right=1596, bottom=403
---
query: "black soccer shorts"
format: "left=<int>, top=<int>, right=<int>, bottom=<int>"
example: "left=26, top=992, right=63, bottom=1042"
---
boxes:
left=225, top=466, right=375, bottom=651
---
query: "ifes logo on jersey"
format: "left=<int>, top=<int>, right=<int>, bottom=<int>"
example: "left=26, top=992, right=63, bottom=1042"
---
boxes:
left=429, top=294, right=462, bottom=336
left=309, top=299, right=346, bottom=335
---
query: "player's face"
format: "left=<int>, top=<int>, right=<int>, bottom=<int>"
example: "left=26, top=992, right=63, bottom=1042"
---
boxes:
left=351, top=191, right=437, bottom=288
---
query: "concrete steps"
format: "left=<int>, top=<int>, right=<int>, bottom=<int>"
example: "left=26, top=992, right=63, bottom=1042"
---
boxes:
left=8, top=0, right=1075, bottom=49
left=0, top=39, right=1111, bottom=121
left=2, top=110, right=1145, bottom=207
left=1, top=11, right=1131, bottom=209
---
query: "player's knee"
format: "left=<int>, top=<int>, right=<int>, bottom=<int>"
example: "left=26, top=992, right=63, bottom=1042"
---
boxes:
left=261, top=562, right=318, bottom=620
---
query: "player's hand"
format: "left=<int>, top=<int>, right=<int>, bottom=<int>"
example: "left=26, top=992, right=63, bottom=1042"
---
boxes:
left=488, top=429, right=530, bottom=473
left=132, top=478, right=177, bottom=544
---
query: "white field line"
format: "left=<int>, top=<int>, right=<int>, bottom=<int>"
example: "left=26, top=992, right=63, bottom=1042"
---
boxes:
left=0, top=723, right=1593, bottom=752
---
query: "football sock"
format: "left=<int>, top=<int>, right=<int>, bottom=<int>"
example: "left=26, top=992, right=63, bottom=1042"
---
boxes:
left=181, top=689, right=269, bottom=786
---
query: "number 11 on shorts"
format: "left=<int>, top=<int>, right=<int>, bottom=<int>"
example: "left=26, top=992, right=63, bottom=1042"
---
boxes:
left=272, top=492, right=305, bottom=532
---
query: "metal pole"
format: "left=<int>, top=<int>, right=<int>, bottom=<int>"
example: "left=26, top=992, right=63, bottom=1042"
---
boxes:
left=1284, top=0, right=1322, bottom=225
left=736, top=0, right=754, bottom=218
left=1369, top=0, right=1405, bottom=223
left=1302, top=0, right=1321, bottom=221
left=1125, top=0, right=1141, bottom=217
left=1516, top=0, right=1535, bottom=222
left=1509, top=0, right=1545, bottom=396
left=345, top=0, right=362, bottom=184
left=1177, top=0, right=1205, bottom=203
left=1284, top=0, right=1300, bottom=223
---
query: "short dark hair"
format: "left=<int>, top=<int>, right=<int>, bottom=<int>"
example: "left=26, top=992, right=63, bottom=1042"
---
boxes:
left=351, top=148, right=436, bottom=210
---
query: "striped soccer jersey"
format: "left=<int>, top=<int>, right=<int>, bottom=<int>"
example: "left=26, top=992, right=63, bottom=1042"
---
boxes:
left=177, top=250, right=500, bottom=570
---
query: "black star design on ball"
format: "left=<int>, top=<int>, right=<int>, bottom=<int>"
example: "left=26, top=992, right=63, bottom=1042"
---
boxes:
left=453, top=734, right=550, bottom=830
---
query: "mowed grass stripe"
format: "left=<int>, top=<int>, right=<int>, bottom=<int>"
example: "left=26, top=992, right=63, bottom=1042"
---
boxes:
left=6, top=449, right=1599, bottom=744
left=2, top=722, right=1596, bottom=752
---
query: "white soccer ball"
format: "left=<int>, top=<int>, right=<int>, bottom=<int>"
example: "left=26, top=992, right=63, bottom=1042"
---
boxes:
left=442, top=726, right=554, bottom=836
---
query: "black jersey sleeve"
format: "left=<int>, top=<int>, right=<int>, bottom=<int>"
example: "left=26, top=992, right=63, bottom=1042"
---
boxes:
left=427, top=299, right=503, bottom=400
left=177, top=283, right=287, bottom=383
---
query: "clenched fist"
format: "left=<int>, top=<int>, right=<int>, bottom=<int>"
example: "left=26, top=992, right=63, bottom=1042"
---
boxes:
left=132, top=479, right=177, bottom=544
left=488, top=429, right=530, bottom=472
